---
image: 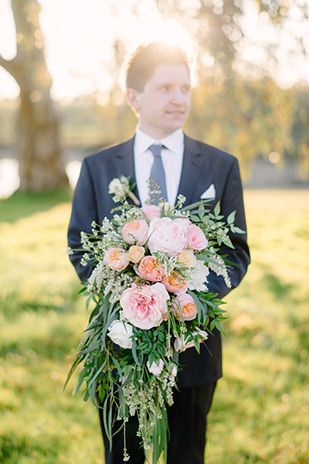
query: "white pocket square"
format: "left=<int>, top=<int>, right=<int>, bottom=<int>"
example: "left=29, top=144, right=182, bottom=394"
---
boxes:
left=200, top=184, right=216, bottom=200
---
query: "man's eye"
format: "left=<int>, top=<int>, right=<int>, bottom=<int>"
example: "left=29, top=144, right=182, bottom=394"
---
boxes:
left=182, top=87, right=190, bottom=94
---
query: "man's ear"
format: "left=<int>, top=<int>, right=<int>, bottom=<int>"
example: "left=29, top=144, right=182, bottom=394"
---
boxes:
left=126, top=88, right=141, bottom=115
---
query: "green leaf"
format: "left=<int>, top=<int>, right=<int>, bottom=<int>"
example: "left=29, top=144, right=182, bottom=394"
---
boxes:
left=227, top=210, right=236, bottom=224
left=102, top=394, right=113, bottom=451
left=231, top=225, right=246, bottom=234
left=223, top=237, right=235, bottom=249
left=181, top=199, right=212, bottom=212
left=88, top=360, right=106, bottom=388
left=131, top=340, right=142, bottom=368
left=214, top=201, right=221, bottom=217
left=72, top=369, right=87, bottom=395
left=136, top=342, right=149, bottom=350
left=188, top=290, right=205, bottom=324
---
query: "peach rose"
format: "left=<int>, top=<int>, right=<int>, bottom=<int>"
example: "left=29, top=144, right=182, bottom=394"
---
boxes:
left=187, top=224, right=208, bottom=251
left=162, top=272, right=188, bottom=294
left=174, top=329, right=208, bottom=352
left=177, top=249, right=197, bottom=267
left=127, top=245, right=145, bottom=263
left=104, top=247, right=129, bottom=271
left=142, top=205, right=161, bottom=220
left=138, top=256, right=165, bottom=282
left=173, top=292, right=197, bottom=321
left=122, top=219, right=149, bottom=245
left=120, top=283, right=169, bottom=330
left=148, top=217, right=188, bottom=256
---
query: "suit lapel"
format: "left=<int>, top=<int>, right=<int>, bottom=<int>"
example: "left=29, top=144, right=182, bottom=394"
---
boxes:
left=114, top=137, right=140, bottom=204
left=177, top=135, right=204, bottom=204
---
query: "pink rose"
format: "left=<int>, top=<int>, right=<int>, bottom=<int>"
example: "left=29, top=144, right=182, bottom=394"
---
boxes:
left=162, top=271, right=188, bottom=294
left=120, top=283, right=169, bottom=330
left=148, top=217, right=188, bottom=256
left=174, top=329, right=208, bottom=352
left=104, top=247, right=129, bottom=271
left=173, top=292, right=197, bottom=321
left=122, top=220, right=149, bottom=245
left=142, top=205, right=161, bottom=220
left=187, top=224, right=208, bottom=251
left=138, top=256, right=165, bottom=282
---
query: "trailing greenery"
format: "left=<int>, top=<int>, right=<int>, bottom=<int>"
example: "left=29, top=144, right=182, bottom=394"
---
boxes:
left=0, top=190, right=308, bottom=463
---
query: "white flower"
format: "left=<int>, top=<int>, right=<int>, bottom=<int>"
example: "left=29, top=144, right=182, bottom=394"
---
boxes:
left=168, top=363, right=178, bottom=377
left=208, top=253, right=232, bottom=288
left=188, top=259, right=209, bottom=291
left=108, top=176, right=140, bottom=205
left=108, top=176, right=130, bottom=198
left=147, top=359, right=164, bottom=376
left=107, top=320, right=133, bottom=349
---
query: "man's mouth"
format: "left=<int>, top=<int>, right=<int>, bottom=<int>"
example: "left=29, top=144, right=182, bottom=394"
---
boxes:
left=166, top=110, right=185, bottom=115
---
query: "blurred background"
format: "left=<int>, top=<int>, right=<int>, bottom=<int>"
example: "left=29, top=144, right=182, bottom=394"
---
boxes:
left=0, top=0, right=308, bottom=463
left=0, top=0, right=309, bottom=194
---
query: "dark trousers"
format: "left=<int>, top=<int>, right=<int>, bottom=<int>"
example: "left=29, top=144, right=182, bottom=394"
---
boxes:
left=99, top=382, right=217, bottom=464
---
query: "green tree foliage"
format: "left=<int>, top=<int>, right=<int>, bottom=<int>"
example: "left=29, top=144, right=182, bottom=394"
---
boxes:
left=187, top=75, right=295, bottom=174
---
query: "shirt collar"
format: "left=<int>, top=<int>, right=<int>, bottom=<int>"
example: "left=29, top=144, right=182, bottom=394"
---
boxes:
left=134, top=126, right=184, bottom=156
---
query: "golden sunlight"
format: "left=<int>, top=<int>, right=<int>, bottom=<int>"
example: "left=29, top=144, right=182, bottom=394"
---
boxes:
left=141, top=18, right=193, bottom=52
left=122, top=17, right=196, bottom=86
left=128, top=17, right=194, bottom=60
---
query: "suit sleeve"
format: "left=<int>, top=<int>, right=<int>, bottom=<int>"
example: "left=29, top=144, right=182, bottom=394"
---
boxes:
left=67, top=158, right=98, bottom=283
left=207, top=158, right=250, bottom=299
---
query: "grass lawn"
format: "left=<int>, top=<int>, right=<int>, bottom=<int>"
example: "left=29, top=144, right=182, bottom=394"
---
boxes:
left=0, top=189, right=308, bottom=464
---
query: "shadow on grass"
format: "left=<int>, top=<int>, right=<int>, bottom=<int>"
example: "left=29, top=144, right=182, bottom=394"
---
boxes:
left=261, top=271, right=295, bottom=299
left=0, top=189, right=72, bottom=223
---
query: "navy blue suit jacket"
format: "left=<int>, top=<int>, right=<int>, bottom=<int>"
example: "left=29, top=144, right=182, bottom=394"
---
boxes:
left=68, top=134, right=250, bottom=388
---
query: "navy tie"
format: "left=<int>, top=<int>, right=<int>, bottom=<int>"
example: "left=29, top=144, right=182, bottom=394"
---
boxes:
left=149, top=144, right=168, bottom=202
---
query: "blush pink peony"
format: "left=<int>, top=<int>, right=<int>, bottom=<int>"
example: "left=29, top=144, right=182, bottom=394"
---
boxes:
left=147, top=217, right=188, bottom=256
left=120, top=283, right=169, bottom=330
left=122, top=219, right=149, bottom=245
left=187, top=224, right=208, bottom=251
left=142, top=205, right=161, bottom=220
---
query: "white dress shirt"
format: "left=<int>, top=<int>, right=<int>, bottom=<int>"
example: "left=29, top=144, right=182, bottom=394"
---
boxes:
left=134, top=127, right=184, bottom=206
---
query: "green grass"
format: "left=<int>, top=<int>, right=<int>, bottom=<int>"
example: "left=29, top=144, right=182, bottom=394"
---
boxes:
left=0, top=190, right=308, bottom=464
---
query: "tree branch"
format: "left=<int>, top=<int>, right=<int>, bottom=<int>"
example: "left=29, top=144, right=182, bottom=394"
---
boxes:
left=0, top=55, right=18, bottom=79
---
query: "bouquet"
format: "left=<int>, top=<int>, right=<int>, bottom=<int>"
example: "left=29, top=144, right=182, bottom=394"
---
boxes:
left=65, top=176, right=244, bottom=463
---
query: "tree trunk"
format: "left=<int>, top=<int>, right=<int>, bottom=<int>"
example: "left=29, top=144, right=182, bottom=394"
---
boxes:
left=0, top=0, right=68, bottom=191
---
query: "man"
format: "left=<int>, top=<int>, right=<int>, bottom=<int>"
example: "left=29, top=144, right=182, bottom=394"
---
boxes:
left=68, top=41, right=250, bottom=463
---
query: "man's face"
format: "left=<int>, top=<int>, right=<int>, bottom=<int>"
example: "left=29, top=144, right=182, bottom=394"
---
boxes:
left=127, top=64, right=191, bottom=139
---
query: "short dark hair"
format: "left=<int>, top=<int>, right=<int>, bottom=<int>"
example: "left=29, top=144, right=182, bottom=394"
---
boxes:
left=125, top=41, right=190, bottom=91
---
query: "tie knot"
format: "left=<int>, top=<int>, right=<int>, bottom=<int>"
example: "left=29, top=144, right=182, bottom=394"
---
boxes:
left=149, top=144, right=163, bottom=159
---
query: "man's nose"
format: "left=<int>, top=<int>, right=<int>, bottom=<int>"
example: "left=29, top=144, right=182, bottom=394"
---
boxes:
left=171, top=87, right=186, bottom=104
